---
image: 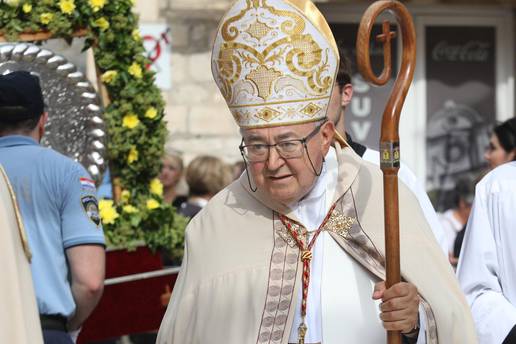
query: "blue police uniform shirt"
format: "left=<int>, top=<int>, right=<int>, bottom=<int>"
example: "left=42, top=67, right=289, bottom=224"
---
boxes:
left=0, top=135, right=105, bottom=318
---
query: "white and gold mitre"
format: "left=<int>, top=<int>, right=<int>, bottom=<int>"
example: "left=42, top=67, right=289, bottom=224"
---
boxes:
left=211, top=0, right=339, bottom=128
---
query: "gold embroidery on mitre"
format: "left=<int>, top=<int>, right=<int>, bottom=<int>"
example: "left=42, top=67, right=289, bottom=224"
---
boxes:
left=246, top=65, right=283, bottom=100
left=300, top=102, right=322, bottom=117
left=289, top=35, right=322, bottom=69
left=216, top=46, right=243, bottom=102
left=212, top=0, right=339, bottom=128
left=255, top=107, right=281, bottom=122
left=221, top=0, right=251, bottom=42
left=245, top=19, right=273, bottom=41
left=262, top=0, right=305, bottom=36
left=232, top=110, right=243, bottom=123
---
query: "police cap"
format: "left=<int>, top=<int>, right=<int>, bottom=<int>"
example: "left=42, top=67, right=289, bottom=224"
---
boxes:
left=0, top=71, right=44, bottom=123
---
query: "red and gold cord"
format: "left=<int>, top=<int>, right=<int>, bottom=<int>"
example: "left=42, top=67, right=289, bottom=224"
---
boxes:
left=279, top=203, right=336, bottom=344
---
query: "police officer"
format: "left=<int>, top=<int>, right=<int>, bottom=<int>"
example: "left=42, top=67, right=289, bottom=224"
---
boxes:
left=0, top=71, right=105, bottom=343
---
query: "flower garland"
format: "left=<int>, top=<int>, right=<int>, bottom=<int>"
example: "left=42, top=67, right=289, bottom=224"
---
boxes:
left=0, top=0, right=188, bottom=262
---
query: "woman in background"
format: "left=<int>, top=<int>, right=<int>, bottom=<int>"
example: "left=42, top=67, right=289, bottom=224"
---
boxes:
left=453, top=117, right=516, bottom=260
left=178, top=155, right=233, bottom=218
left=484, top=117, right=516, bottom=170
left=159, top=150, right=186, bottom=208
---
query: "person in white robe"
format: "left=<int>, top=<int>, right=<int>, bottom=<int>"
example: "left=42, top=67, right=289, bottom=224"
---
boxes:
left=457, top=161, right=516, bottom=344
left=157, top=1, right=477, bottom=343
left=0, top=165, right=43, bottom=344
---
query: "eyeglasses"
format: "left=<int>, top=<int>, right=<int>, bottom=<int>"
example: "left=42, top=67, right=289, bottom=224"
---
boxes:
left=239, top=121, right=326, bottom=162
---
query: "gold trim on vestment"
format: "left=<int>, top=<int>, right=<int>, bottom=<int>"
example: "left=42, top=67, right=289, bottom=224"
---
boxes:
left=239, top=116, right=325, bottom=129
left=0, top=166, right=32, bottom=262
left=229, top=95, right=331, bottom=109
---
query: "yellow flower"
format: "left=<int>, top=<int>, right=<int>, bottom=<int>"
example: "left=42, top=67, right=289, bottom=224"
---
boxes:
left=146, top=198, right=160, bottom=210
left=149, top=178, right=163, bottom=196
left=144, top=107, right=158, bottom=119
left=121, top=190, right=130, bottom=202
left=128, top=62, right=142, bottom=79
left=127, top=146, right=138, bottom=163
left=22, top=3, right=32, bottom=13
left=122, top=113, right=140, bottom=129
left=122, top=204, right=138, bottom=214
left=89, top=0, right=106, bottom=12
left=59, top=0, right=75, bottom=14
left=132, top=29, right=141, bottom=41
left=94, top=17, right=110, bottom=31
left=101, top=70, right=117, bottom=84
left=40, top=13, right=54, bottom=25
left=99, top=200, right=119, bottom=225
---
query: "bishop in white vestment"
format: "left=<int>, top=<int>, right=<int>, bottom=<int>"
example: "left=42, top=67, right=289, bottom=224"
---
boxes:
left=458, top=161, right=516, bottom=344
left=0, top=166, right=43, bottom=344
left=157, top=1, right=477, bottom=343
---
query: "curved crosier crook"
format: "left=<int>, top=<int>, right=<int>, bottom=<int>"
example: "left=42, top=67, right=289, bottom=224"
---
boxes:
left=356, top=2, right=416, bottom=344
left=357, top=0, right=416, bottom=144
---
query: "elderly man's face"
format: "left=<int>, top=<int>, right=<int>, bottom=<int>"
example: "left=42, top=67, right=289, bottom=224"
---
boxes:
left=242, top=121, right=334, bottom=205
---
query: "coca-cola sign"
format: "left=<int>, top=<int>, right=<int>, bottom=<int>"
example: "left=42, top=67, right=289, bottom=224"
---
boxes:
left=432, top=40, right=490, bottom=62
left=425, top=25, right=496, bottom=208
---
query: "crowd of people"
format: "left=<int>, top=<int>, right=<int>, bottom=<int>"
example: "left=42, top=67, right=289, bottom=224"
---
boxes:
left=1, top=0, right=516, bottom=343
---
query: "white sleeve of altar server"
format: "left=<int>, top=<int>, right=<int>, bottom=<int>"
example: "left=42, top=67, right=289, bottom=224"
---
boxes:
left=457, top=166, right=516, bottom=344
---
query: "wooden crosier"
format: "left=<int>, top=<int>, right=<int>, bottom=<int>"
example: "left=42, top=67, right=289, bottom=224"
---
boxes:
left=356, top=1, right=416, bottom=343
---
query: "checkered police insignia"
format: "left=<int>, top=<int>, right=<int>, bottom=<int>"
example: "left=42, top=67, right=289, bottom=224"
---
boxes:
left=81, top=195, right=101, bottom=227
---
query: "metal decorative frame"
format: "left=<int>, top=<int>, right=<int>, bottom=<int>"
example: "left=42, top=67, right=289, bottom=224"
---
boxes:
left=0, top=43, right=106, bottom=184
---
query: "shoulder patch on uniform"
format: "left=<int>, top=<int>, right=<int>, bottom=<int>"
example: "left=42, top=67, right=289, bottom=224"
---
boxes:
left=81, top=195, right=101, bottom=226
left=80, top=177, right=96, bottom=191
